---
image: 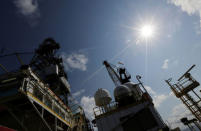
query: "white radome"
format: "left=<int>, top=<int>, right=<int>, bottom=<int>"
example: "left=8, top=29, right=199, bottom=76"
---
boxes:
left=94, top=88, right=112, bottom=107
left=114, top=85, right=132, bottom=100
left=124, top=82, right=142, bottom=100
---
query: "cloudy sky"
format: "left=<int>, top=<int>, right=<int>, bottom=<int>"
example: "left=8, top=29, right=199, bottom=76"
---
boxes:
left=1, top=0, right=201, bottom=130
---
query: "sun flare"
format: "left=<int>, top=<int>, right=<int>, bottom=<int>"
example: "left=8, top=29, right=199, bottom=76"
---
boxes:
left=140, top=25, right=154, bottom=39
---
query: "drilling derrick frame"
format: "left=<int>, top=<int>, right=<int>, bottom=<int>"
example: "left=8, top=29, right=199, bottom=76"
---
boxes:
left=0, top=38, right=93, bottom=131
left=165, top=65, right=201, bottom=122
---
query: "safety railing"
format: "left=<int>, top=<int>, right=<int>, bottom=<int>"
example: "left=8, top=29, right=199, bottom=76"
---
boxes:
left=93, top=101, right=118, bottom=117
left=20, top=69, right=74, bottom=128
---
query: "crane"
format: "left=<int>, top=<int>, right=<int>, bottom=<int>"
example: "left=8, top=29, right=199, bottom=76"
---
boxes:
left=103, top=60, right=131, bottom=87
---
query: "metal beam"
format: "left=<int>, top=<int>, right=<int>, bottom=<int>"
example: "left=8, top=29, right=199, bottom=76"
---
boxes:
left=0, top=64, right=8, bottom=73
left=29, top=100, right=53, bottom=131
left=7, top=109, right=28, bottom=131
left=178, top=65, right=195, bottom=81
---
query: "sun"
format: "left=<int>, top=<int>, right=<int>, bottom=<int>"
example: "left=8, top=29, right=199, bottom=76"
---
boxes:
left=140, top=24, right=154, bottom=39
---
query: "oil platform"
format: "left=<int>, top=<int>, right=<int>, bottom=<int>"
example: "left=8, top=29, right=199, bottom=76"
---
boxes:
left=0, top=38, right=92, bottom=131
left=92, top=61, right=169, bottom=131
left=1, top=38, right=198, bottom=131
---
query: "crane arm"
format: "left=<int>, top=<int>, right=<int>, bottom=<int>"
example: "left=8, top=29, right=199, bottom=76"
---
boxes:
left=103, top=61, right=121, bottom=87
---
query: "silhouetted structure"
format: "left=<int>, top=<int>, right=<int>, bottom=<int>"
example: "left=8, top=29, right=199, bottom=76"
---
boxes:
left=180, top=117, right=201, bottom=131
left=92, top=61, right=169, bottom=131
left=0, top=38, right=93, bottom=131
left=166, top=65, right=201, bottom=122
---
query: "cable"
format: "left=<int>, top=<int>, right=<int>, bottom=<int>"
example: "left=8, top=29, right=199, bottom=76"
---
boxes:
left=0, top=52, right=33, bottom=58
left=81, top=42, right=136, bottom=88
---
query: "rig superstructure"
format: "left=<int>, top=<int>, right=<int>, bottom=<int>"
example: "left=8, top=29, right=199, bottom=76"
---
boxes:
left=0, top=38, right=92, bottom=131
left=92, top=61, right=169, bottom=131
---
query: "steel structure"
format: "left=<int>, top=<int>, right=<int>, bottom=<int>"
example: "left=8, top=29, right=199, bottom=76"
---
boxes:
left=0, top=38, right=93, bottom=131
left=103, top=61, right=131, bottom=86
left=180, top=117, right=201, bottom=131
left=92, top=61, right=168, bottom=131
left=165, top=65, right=201, bottom=122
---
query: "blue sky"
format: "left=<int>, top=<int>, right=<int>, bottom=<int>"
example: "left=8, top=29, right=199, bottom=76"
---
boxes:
left=1, top=0, right=201, bottom=129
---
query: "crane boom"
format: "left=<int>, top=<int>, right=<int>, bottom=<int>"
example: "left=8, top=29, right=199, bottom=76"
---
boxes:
left=103, top=60, right=131, bottom=87
left=103, top=61, right=121, bottom=87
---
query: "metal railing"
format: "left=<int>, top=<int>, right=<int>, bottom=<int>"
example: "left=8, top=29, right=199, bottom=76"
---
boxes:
left=20, top=70, right=74, bottom=127
left=93, top=101, right=118, bottom=117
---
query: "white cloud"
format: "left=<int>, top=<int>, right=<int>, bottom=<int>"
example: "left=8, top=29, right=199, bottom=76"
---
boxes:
left=61, top=52, right=88, bottom=71
left=167, top=104, right=193, bottom=129
left=162, top=59, right=178, bottom=70
left=162, top=59, right=169, bottom=69
left=72, top=89, right=85, bottom=98
left=80, top=96, right=95, bottom=120
left=14, top=0, right=39, bottom=16
left=14, top=0, right=40, bottom=26
left=145, top=86, right=156, bottom=95
left=168, top=0, right=201, bottom=27
left=145, top=86, right=171, bottom=108
left=153, top=94, right=170, bottom=108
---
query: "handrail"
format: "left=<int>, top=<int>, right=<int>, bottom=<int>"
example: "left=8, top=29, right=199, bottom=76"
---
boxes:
left=93, top=101, right=118, bottom=117
left=26, top=68, right=71, bottom=111
left=23, top=79, right=73, bottom=126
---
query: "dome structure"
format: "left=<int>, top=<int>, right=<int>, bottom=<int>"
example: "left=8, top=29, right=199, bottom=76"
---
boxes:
left=114, top=85, right=132, bottom=100
left=124, top=82, right=142, bottom=100
left=94, top=88, right=112, bottom=107
left=124, top=82, right=138, bottom=88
